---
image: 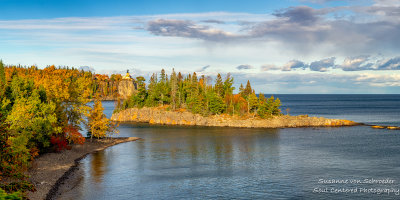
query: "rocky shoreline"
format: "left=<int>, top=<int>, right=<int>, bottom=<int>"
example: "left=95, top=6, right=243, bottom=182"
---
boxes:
left=111, top=107, right=360, bottom=128
left=27, top=137, right=139, bottom=200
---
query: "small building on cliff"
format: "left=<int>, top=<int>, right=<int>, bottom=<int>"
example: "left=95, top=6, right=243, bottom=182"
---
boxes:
left=118, top=70, right=137, bottom=99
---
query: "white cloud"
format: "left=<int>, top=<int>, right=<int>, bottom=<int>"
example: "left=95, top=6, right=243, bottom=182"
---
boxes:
left=0, top=4, right=400, bottom=93
left=356, top=73, right=400, bottom=86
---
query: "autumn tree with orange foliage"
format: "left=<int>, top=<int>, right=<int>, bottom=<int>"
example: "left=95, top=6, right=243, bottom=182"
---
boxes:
left=0, top=62, right=118, bottom=195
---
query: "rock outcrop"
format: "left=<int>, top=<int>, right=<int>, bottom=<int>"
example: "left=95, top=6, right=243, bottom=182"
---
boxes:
left=117, top=80, right=137, bottom=99
left=111, top=107, right=359, bottom=128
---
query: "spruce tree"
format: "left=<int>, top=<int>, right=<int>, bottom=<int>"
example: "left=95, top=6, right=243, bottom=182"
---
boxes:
left=243, top=80, right=252, bottom=97
left=239, top=83, right=244, bottom=96
left=214, top=73, right=223, bottom=97
left=0, top=60, right=5, bottom=96
left=170, top=69, right=178, bottom=109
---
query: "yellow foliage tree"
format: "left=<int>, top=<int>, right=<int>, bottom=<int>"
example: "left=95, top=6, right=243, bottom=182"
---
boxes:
left=87, top=97, right=118, bottom=139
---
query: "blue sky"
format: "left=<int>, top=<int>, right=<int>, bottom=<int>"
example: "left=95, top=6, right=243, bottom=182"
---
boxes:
left=0, top=0, right=296, bottom=19
left=0, top=0, right=400, bottom=93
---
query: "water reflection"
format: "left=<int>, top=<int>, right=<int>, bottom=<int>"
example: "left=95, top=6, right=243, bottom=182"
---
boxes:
left=90, top=151, right=106, bottom=183
left=57, top=98, right=400, bottom=199
left=63, top=125, right=281, bottom=200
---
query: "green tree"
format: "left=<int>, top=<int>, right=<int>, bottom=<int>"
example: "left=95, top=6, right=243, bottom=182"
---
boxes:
left=258, top=95, right=282, bottom=118
left=0, top=188, right=22, bottom=200
left=247, top=92, right=259, bottom=114
left=214, top=73, right=224, bottom=97
left=238, top=83, right=244, bottom=96
left=243, top=80, right=252, bottom=97
left=258, top=93, right=266, bottom=104
left=0, top=60, right=5, bottom=96
left=170, top=69, right=178, bottom=110
left=223, top=73, right=234, bottom=96
left=207, top=91, right=225, bottom=114
left=145, top=73, right=158, bottom=107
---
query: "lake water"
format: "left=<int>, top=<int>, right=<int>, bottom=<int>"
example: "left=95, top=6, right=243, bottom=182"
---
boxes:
left=58, top=95, right=400, bottom=199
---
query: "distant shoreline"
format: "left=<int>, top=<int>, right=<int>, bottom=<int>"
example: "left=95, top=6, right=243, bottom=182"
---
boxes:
left=111, top=107, right=360, bottom=128
left=27, top=137, right=139, bottom=200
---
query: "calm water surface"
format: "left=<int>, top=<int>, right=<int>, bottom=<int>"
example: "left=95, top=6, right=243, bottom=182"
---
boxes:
left=59, top=95, right=400, bottom=199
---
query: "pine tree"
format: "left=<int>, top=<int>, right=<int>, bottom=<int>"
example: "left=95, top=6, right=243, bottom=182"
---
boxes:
left=132, top=76, right=147, bottom=107
left=223, top=73, right=234, bottom=96
left=145, top=73, right=158, bottom=106
left=239, top=83, right=244, bottom=96
left=259, top=92, right=266, bottom=103
left=214, top=73, right=223, bottom=97
left=170, top=69, right=178, bottom=110
left=208, top=91, right=225, bottom=114
left=247, top=92, right=259, bottom=115
left=177, top=72, right=183, bottom=83
left=243, top=80, right=252, bottom=97
left=160, top=69, right=166, bottom=83
left=0, top=60, right=5, bottom=96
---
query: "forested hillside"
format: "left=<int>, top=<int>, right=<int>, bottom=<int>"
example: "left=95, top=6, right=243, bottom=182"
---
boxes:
left=118, top=69, right=282, bottom=118
left=0, top=62, right=117, bottom=198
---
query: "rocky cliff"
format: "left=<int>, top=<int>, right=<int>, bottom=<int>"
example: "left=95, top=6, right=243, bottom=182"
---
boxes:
left=117, top=80, right=137, bottom=99
left=111, top=107, right=359, bottom=128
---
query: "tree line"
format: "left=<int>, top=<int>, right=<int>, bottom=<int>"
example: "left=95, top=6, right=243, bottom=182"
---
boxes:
left=0, top=62, right=116, bottom=198
left=119, top=69, right=282, bottom=118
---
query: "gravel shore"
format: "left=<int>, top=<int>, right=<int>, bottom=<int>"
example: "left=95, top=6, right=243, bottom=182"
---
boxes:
left=27, top=137, right=140, bottom=200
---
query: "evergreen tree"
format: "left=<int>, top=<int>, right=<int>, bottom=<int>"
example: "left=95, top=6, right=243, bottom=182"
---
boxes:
left=243, top=80, right=252, bottom=97
left=177, top=72, right=183, bottom=82
left=160, top=69, right=166, bottom=83
left=238, top=83, right=244, bottom=96
left=0, top=60, right=5, bottom=96
left=145, top=73, right=158, bottom=106
left=207, top=91, right=225, bottom=114
left=259, top=92, right=266, bottom=103
left=157, top=69, right=169, bottom=105
left=223, top=73, right=234, bottom=96
left=214, top=73, right=224, bottom=97
left=170, top=69, right=178, bottom=109
left=131, top=76, right=147, bottom=107
left=247, top=92, right=259, bottom=114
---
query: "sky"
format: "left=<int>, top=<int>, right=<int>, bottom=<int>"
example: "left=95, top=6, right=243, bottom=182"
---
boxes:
left=0, top=0, right=400, bottom=94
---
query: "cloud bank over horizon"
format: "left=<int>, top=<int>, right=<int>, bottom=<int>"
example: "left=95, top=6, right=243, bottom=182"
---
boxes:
left=0, top=0, right=399, bottom=93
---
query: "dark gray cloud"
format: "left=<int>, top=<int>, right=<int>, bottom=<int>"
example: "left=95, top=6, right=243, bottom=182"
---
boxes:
left=197, top=65, right=210, bottom=72
left=147, top=19, right=236, bottom=41
left=273, top=6, right=321, bottom=25
left=338, top=55, right=373, bottom=71
left=282, top=60, right=308, bottom=71
left=365, top=6, right=400, bottom=17
left=202, top=19, right=225, bottom=24
left=146, top=5, right=400, bottom=56
left=337, top=55, right=400, bottom=71
left=310, top=57, right=335, bottom=72
left=261, top=55, right=400, bottom=72
left=377, top=56, right=400, bottom=70
left=237, top=64, right=254, bottom=70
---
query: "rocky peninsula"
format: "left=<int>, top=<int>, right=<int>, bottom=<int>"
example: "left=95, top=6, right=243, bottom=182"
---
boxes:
left=111, top=107, right=359, bottom=128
